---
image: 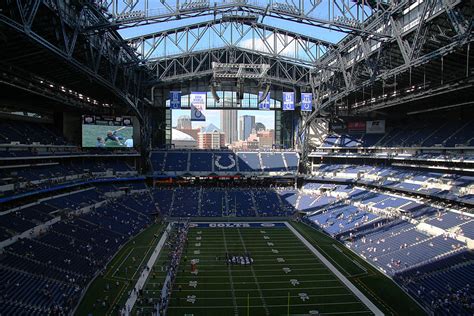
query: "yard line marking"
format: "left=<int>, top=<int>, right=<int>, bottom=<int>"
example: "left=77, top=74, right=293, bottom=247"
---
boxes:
left=145, top=307, right=372, bottom=315
left=197, top=240, right=303, bottom=244
left=177, top=252, right=314, bottom=257
left=106, top=282, right=127, bottom=316
left=237, top=228, right=270, bottom=316
left=222, top=228, right=239, bottom=316
left=285, top=222, right=384, bottom=316
left=191, top=245, right=304, bottom=249
left=159, top=225, right=381, bottom=315
left=171, top=279, right=339, bottom=285
left=178, top=261, right=323, bottom=267
left=158, top=272, right=339, bottom=280
left=316, top=311, right=373, bottom=315
left=179, top=267, right=333, bottom=273
left=157, top=293, right=355, bottom=300
left=111, top=248, right=134, bottom=278
left=166, top=301, right=365, bottom=308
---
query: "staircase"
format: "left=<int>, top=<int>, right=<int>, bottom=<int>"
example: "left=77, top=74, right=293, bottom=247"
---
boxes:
left=197, top=187, right=203, bottom=216
left=275, top=192, right=288, bottom=215
left=224, top=191, right=231, bottom=217
left=186, top=152, right=191, bottom=172
left=168, top=189, right=176, bottom=216
left=444, top=121, right=471, bottom=146
left=418, top=257, right=473, bottom=281
left=295, top=193, right=303, bottom=211
left=235, top=154, right=240, bottom=173
left=258, top=152, right=265, bottom=172
left=419, top=122, right=447, bottom=146
left=250, top=191, right=259, bottom=217
left=161, top=152, right=168, bottom=172
left=282, top=153, right=289, bottom=172
left=374, top=128, right=400, bottom=146
left=211, top=153, right=215, bottom=173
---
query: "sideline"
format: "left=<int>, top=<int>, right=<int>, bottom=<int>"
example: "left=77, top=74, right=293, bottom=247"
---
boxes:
left=123, top=223, right=172, bottom=315
left=285, top=222, right=384, bottom=316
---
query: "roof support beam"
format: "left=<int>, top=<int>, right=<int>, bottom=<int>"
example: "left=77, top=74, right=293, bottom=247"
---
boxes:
left=87, top=0, right=390, bottom=38
left=0, top=0, right=148, bottom=120
left=127, top=18, right=336, bottom=67
left=147, top=47, right=312, bottom=87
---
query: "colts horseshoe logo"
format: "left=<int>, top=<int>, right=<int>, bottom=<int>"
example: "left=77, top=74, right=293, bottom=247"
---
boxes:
left=193, top=108, right=203, bottom=118
left=214, top=154, right=236, bottom=170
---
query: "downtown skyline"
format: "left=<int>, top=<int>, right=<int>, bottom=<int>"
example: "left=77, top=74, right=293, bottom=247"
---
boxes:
left=172, top=109, right=275, bottom=133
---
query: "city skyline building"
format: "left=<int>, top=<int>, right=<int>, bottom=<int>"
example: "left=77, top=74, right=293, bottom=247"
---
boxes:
left=220, top=110, right=238, bottom=145
left=197, top=123, right=225, bottom=149
left=239, top=115, right=255, bottom=141
left=176, top=115, right=192, bottom=130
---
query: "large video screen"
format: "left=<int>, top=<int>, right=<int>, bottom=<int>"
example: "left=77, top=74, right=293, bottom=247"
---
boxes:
left=82, top=115, right=134, bottom=148
left=171, top=109, right=275, bottom=150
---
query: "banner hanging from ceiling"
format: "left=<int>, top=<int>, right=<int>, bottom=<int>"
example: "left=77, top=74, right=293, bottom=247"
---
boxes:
left=190, top=92, right=206, bottom=121
left=258, top=91, right=270, bottom=110
left=301, top=93, right=312, bottom=112
left=169, top=91, right=181, bottom=109
left=282, top=92, right=295, bottom=111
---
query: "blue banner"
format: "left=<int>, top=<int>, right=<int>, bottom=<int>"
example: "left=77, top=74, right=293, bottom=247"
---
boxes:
left=191, top=105, right=206, bottom=121
left=189, top=222, right=287, bottom=228
left=190, top=92, right=206, bottom=121
left=258, top=91, right=270, bottom=110
left=301, top=93, right=312, bottom=112
left=282, top=92, right=295, bottom=110
left=169, top=91, right=181, bottom=109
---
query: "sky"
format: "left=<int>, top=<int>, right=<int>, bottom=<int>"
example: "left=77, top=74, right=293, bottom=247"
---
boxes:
left=115, top=0, right=364, bottom=44
left=119, top=16, right=345, bottom=44
left=172, top=109, right=275, bottom=130
left=114, top=1, right=359, bottom=68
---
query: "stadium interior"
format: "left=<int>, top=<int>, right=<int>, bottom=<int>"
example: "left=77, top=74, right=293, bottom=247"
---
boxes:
left=0, top=0, right=473, bottom=315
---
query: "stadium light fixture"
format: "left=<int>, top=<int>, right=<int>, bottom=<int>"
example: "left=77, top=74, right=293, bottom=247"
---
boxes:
left=210, top=80, right=220, bottom=103
left=212, top=62, right=270, bottom=79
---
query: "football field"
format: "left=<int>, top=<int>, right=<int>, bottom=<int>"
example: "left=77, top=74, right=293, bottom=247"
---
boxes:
left=82, top=124, right=133, bottom=147
left=136, top=223, right=378, bottom=316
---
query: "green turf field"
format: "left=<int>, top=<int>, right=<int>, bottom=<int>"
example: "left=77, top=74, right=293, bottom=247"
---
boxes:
left=138, top=224, right=374, bottom=316
left=290, top=222, right=425, bottom=316
left=82, top=124, right=133, bottom=148
left=75, top=223, right=165, bottom=316
left=78, top=221, right=425, bottom=316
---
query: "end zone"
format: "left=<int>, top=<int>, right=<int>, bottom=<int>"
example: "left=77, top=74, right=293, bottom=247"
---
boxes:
left=189, top=222, right=287, bottom=228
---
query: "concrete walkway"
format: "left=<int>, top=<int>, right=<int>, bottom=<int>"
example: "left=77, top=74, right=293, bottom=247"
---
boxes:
left=124, top=223, right=172, bottom=315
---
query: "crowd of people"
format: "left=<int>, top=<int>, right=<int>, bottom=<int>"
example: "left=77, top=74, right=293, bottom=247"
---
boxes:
left=398, top=275, right=474, bottom=314
left=152, top=221, right=189, bottom=316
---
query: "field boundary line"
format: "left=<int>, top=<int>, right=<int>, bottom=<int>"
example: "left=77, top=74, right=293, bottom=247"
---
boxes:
left=332, top=244, right=368, bottom=277
left=123, top=223, right=171, bottom=315
left=353, top=278, right=397, bottom=315
left=106, top=282, right=127, bottom=316
left=110, top=248, right=134, bottom=279
left=285, top=222, right=384, bottom=316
